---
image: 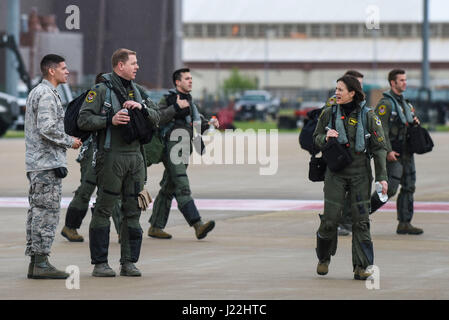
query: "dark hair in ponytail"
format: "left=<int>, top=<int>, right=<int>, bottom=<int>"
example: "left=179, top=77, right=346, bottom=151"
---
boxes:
left=337, top=75, right=365, bottom=104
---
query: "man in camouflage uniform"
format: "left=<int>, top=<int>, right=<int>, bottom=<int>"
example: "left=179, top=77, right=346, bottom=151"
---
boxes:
left=369, top=69, right=423, bottom=235
left=25, top=54, right=82, bottom=279
left=78, top=48, right=172, bottom=277
left=61, top=74, right=121, bottom=242
left=146, top=68, right=218, bottom=240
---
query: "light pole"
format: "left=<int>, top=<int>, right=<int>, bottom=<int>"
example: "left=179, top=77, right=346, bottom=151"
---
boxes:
left=264, top=28, right=275, bottom=89
left=6, top=0, right=20, bottom=97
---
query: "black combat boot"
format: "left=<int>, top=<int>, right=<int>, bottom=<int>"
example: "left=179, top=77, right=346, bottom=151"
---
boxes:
left=32, top=254, right=69, bottom=279
left=120, top=262, right=141, bottom=277
left=92, top=262, right=116, bottom=277
left=27, top=255, right=35, bottom=279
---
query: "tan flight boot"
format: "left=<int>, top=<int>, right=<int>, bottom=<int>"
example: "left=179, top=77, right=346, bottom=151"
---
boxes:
left=353, top=265, right=373, bottom=280
left=147, top=227, right=172, bottom=239
left=193, top=220, right=215, bottom=240
left=396, top=222, right=423, bottom=235
left=61, top=226, right=84, bottom=242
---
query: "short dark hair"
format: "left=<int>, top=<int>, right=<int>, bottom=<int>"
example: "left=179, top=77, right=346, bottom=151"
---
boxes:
left=111, top=48, right=136, bottom=68
left=40, top=54, right=65, bottom=76
left=337, top=75, right=365, bottom=104
left=172, top=68, right=190, bottom=86
left=388, top=69, right=406, bottom=85
left=95, top=72, right=106, bottom=84
left=344, top=70, right=364, bottom=79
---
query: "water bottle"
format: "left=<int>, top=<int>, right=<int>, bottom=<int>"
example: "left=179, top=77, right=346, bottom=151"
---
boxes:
left=207, top=116, right=217, bottom=135
left=120, top=108, right=128, bottom=114
left=192, top=120, right=201, bottom=138
left=375, top=182, right=388, bottom=202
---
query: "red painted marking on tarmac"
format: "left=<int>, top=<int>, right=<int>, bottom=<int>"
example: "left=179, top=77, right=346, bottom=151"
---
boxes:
left=1, top=197, right=449, bottom=213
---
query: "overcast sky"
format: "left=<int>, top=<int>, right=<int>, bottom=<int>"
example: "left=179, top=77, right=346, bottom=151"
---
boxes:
left=184, top=0, right=449, bottom=23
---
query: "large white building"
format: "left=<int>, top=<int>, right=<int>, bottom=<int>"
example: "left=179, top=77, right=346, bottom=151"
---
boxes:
left=183, top=0, right=449, bottom=98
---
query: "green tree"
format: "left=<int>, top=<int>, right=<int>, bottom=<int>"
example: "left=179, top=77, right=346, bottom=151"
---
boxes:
left=222, top=68, right=257, bottom=96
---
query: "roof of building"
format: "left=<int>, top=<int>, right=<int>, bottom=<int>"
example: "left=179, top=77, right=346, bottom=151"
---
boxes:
left=183, top=38, right=449, bottom=62
left=184, top=0, right=449, bottom=23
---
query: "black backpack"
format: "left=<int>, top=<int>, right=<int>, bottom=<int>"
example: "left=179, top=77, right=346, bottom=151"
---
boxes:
left=64, top=90, right=91, bottom=142
left=299, top=107, right=323, bottom=155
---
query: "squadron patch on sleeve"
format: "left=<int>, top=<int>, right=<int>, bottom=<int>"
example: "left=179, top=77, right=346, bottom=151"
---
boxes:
left=326, top=96, right=336, bottom=107
left=85, top=90, right=97, bottom=103
left=378, top=105, right=386, bottom=116
left=374, top=115, right=382, bottom=126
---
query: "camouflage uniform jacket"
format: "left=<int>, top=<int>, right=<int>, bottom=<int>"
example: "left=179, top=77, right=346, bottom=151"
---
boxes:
left=25, top=79, right=74, bottom=172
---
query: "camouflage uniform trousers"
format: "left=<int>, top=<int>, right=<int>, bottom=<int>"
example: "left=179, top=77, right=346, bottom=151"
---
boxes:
left=26, top=169, right=62, bottom=256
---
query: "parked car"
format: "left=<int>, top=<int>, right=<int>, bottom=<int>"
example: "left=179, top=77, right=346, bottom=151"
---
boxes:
left=146, top=89, right=170, bottom=104
left=234, top=90, right=280, bottom=121
left=10, top=82, right=73, bottom=131
left=0, top=91, right=20, bottom=137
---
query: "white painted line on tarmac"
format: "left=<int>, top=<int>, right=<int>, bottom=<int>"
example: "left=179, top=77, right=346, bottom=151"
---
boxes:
left=1, top=197, right=449, bottom=213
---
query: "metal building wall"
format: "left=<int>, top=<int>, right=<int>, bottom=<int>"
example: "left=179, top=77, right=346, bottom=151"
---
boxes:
left=52, top=0, right=179, bottom=89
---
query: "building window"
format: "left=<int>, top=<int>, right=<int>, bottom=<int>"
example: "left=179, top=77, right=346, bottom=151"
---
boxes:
left=245, top=24, right=257, bottom=38
left=442, top=24, right=449, bottom=37
left=206, top=24, right=217, bottom=37
left=217, top=24, right=230, bottom=37
left=388, top=24, right=400, bottom=37
left=182, top=22, right=447, bottom=39
left=283, top=24, right=295, bottom=38
left=400, top=24, right=413, bottom=37
left=231, top=24, right=241, bottom=37
left=335, top=24, right=346, bottom=37
left=430, top=23, right=440, bottom=37
left=321, top=24, right=332, bottom=37
left=348, top=24, right=361, bottom=37
left=192, top=24, right=204, bottom=37
left=311, top=24, right=321, bottom=37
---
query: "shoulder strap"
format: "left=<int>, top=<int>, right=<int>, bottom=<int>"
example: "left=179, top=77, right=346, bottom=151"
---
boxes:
left=97, top=76, right=114, bottom=151
left=361, top=105, right=372, bottom=155
left=328, top=105, right=337, bottom=130
left=361, top=104, right=370, bottom=137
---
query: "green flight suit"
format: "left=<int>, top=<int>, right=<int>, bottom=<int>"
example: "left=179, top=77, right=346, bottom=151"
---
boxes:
left=77, top=72, right=161, bottom=265
left=64, top=136, right=122, bottom=235
left=370, top=90, right=417, bottom=223
left=313, top=103, right=387, bottom=269
left=147, top=91, right=209, bottom=229
left=324, top=96, right=352, bottom=230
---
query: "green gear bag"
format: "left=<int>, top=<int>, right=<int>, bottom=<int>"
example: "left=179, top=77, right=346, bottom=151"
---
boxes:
left=143, top=130, right=164, bottom=166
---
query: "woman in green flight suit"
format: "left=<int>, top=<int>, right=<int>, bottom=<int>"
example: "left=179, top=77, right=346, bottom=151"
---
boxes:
left=313, top=75, right=388, bottom=280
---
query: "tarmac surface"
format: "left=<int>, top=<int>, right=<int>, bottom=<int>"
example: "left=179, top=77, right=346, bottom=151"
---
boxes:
left=0, top=132, right=448, bottom=300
